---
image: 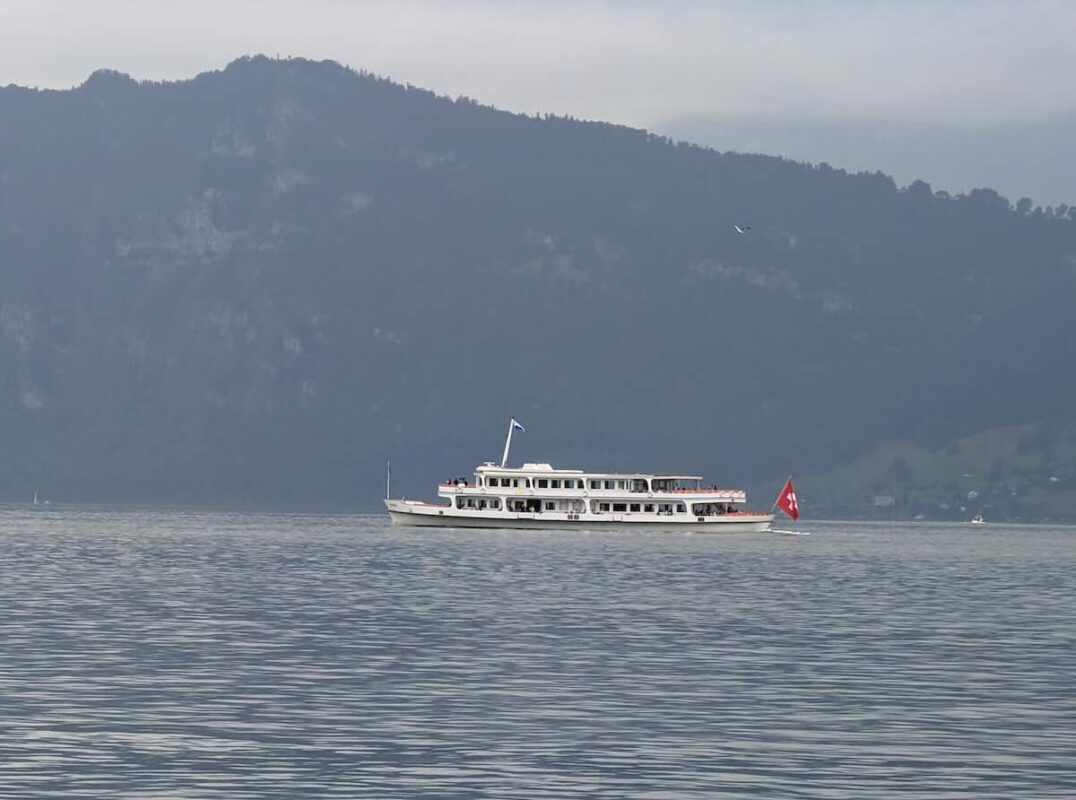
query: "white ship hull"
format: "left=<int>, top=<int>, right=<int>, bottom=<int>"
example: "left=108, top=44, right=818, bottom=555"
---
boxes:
left=386, top=500, right=773, bottom=533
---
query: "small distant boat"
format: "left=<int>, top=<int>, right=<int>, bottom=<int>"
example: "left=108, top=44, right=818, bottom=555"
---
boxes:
left=970, top=514, right=985, bottom=525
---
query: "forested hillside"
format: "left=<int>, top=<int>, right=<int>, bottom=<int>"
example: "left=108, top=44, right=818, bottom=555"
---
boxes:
left=2, top=56, right=1074, bottom=516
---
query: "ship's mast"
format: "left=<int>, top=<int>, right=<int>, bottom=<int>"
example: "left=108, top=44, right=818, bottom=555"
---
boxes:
left=500, top=418, right=524, bottom=467
left=500, top=420, right=514, bottom=467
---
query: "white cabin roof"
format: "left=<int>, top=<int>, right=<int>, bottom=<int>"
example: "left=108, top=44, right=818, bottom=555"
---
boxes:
left=476, top=463, right=583, bottom=474
left=474, top=463, right=702, bottom=481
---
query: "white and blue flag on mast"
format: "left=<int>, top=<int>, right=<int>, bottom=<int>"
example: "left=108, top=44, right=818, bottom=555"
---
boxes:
left=511, top=418, right=525, bottom=432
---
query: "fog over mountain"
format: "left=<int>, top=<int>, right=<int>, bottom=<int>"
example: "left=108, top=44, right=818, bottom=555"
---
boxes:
left=4, top=1, right=1075, bottom=210
left=1, top=57, right=1075, bottom=517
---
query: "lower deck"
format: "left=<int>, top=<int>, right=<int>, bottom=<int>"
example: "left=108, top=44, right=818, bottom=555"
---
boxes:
left=386, top=500, right=773, bottom=532
left=446, top=494, right=750, bottom=518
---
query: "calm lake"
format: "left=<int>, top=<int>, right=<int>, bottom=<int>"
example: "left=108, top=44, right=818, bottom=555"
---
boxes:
left=1, top=508, right=1074, bottom=798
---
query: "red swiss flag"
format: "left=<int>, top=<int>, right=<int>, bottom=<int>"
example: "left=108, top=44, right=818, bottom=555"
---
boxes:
left=776, top=477, right=800, bottom=521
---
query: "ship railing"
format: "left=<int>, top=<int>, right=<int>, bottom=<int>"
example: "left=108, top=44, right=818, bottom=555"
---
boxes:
left=438, top=483, right=744, bottom=494
left=665, top=488, right=743, bottom=494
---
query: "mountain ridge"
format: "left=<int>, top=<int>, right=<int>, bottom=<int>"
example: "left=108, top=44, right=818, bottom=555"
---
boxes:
left=2, top=56, right=1074, bottom=517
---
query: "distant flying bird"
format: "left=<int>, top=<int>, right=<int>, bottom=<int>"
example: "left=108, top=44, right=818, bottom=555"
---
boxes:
left=733, top=224, right=752, bottom=235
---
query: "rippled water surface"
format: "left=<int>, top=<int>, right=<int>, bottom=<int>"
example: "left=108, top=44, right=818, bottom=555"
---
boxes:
left=1, top=509, right=1074, bottom=798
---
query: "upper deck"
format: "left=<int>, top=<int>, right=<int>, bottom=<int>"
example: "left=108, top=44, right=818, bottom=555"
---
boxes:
left=442, top=462, right=746, bottom=502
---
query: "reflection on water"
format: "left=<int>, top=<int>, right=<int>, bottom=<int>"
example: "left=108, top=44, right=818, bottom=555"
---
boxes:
left=1, top=509, right=1074, bottom=798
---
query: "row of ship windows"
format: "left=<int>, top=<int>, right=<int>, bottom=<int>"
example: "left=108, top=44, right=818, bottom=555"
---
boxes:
left=483, top=477, right=648, bottom=490
left=596, top=502, right=687, bottom=514
left=457, top=498, right=503, bottom=510
left=454, top=496, right=689, bottom=514
left=485, top=477, right=586, bottom=489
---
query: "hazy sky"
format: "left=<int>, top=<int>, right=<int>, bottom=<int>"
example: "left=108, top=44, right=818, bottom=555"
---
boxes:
left=3, top=1, right=1075, bottom=202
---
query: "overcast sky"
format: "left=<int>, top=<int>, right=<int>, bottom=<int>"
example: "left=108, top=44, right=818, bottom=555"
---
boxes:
left=3, top=1, right=1075, bottom=203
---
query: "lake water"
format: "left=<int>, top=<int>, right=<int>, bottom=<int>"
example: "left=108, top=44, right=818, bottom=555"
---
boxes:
left=1, top=508, right=1074, bottom=798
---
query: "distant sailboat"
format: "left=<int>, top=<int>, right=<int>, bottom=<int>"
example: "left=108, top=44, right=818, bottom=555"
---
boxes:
left=33, top=491, right=38, bottom=506
left=970, top=514, right=985, bottom=525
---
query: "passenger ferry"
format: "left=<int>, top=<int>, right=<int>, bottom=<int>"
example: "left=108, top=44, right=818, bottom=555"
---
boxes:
left=384, top=420, right=774, bottom=532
